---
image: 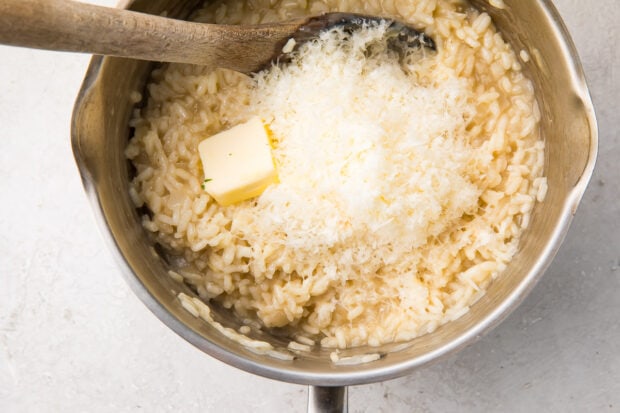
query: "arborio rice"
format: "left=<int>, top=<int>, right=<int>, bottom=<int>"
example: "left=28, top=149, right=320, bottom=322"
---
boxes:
left=125, top=0, right=547, bottom=349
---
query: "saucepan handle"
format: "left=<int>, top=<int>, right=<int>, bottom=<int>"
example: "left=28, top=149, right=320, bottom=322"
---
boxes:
left=308, top=386, right=348, bottom=413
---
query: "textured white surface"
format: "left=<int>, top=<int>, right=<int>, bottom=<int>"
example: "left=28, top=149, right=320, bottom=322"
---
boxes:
left=0, top=1, right=618, bottom=411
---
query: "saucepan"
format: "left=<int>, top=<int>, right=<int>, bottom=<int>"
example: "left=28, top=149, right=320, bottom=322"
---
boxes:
left=71, top=0, right=597, bottom=411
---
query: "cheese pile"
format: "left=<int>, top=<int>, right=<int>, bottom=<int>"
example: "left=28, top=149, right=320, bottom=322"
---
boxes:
left=240, top=25, right=481, bottom=256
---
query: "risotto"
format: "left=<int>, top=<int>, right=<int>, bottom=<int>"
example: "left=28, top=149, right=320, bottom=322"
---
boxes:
left=125, top=0, right=547, bottom=349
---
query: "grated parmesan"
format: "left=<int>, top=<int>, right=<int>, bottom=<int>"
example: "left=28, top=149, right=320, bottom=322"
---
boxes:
left=240, top=25, right=482, bottom=258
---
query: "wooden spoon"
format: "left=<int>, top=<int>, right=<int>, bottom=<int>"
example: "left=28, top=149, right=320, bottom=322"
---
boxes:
left=0, top=0, right=434, bottom=74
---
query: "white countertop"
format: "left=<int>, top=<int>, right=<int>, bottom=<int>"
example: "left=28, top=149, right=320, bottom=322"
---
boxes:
left=1, top=1, right=618, bottom=411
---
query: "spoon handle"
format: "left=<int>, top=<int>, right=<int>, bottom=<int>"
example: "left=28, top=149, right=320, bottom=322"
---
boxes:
left=0, top=0, right=305, bottom=73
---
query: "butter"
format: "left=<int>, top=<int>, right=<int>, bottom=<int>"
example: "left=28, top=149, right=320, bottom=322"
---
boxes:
left=198, top=117, right=277, bottom=206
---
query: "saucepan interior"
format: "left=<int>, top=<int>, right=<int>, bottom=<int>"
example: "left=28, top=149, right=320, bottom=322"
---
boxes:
left=71, top=0, right=597, bottom=386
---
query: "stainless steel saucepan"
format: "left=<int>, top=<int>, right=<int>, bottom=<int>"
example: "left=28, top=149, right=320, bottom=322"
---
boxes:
left=71, top=0, right=597, bottom=411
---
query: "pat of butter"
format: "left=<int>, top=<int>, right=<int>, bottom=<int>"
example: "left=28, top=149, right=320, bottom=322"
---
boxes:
left=198, top=117, right=277, bottom=206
